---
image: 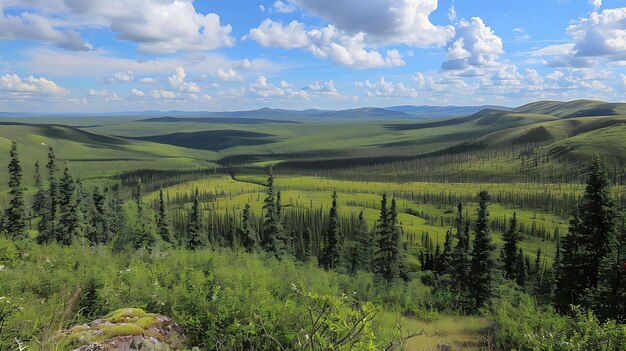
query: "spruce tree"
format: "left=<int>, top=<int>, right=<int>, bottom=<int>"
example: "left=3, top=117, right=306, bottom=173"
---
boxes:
left=156, top=188, right=174, bottom=245
left=373, top=195, right=404, bottom=282
left=131, top=178, right=156, bottom=251
left=32, top=161, right=46, bottom=220
left=555, top=157, right=617, bottom=312
left=469, top=191, right=497, bottom=309
left=87, top=186, right=111, bottom=245
left=3, top=141, right=27, bottom=239
left=353, top=210, right=372, bottom=272
left=450, top=203, right=471, bottom=290
left=239, top=203, right=258, bottom=253
left=302, top=227, right=313, bottom=262
left=501, top=213, right=521, bottom=280
left=591, top=218, right=626, bottom=322
left=37, top=146, right=58, bottom=244
left=57, top=167, right=81, bottom=245
left=319, top=192, right=343, bottom=270
left=186, top=188, right=206, bottom=250
left=261, top=168, right=286, bottom=257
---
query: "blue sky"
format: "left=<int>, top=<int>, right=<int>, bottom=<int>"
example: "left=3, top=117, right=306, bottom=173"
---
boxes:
left=0, top=0, right=625, bottom=112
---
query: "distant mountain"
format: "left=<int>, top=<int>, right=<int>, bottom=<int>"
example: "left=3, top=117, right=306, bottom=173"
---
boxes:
left=0, top=105, right=510, bottom=120
left=384, top=105, right=511, bottom=118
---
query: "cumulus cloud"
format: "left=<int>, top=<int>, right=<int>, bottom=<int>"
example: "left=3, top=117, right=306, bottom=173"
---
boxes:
left=589, top=0, right=602, bottom=11
left=0, top=7, right=90, bottom=51
left=442, top=17, right=504, bottom=72
left=168, top=67, right=200, bottom=93
left=273, top=1, right=297, bottom=13
left=246, top=76, right=310, bottom=99
left=533, top=8, right=626, bottom=68
left=100, top=70, right=134, bottom=83
left=61, top=0, right=235, bottom=54
left=305, top=80, right=341, bottom=97
left=151, top=89, right=176, bottom=99
left=131, top=88, right=145, bottom=97
left=245, top=20, right=405, bottom=68
left=140, top=77, right=159, bottom=84
left=0, top=73, right=67, bottom=95
left=216, top=68, right=244, bottom=82
left=288, top=0, right=454, bottom=47
left=355, top=76, right=418, bottom=98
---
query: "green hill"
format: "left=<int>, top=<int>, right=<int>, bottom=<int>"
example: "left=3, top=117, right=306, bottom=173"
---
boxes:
left=0, top=123, right=217, bottom=183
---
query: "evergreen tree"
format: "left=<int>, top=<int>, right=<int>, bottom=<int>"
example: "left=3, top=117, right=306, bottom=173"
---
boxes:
left=186, top=188, right=206, bottom=250
left=590, top=218, right=626, bottom=322
left=87, top=186, right=111, bottom=245
left=37, top=146, right=58, bottom=244
left=555, top=157, right=617, bottom=312
left=3, top=141, right=27, bottom=239
left=373, top=195, right=404, bottom=282
left=353, top=210, right=373, bottom=272
left=501, top=212, right=521, bottom=280
left=435, top=230, right=453, bottom=274
left=450, top=203, right=471, bottom=290
left=131, top=178, right=156, bottom=251
left=469, top=191, right=497, bottom=309
left=32, top=160, right=46, bottom=220
left=239, top=203, right=258, bottom=253
left=302, top=227, right=313, bottom=262
left=261, top=168, right=287, bottom=257
left=57, top=167, right=81, bottom=245
left=319, top=192, right=343, bottom=270
left=156, top=188, right=174, bottom=245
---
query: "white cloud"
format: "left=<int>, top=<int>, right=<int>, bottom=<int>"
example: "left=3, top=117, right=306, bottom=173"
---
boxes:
left=246, top=76, right=310, bottom=99
left=355, top=76, right=418, bottom=98
left=62, top=0, right=235, bottom=54
left=88, top=88, right=108, bottom=96
left=215, top=68, right=243, bottom=82
left=100, top=70, right=134, bottom=83
left=273, top=1, right=297, bottom=13
left=0, top=73, right=68, bottom=95
left=131, top=88, right=145, bottom=97
left=0, top=7, right=90, bottom=51
left=589, top=0, right=602, bottom=11
left=140, top=77, right=159, bottom=84
left=448, top=3, right=457, bottom=22
left=305, top=80, right=340, bottom=97
left=568, top=8, right=626, bottom=60
left=442, top=17, right=504, bottom=71
left=289, top=0, right=454, bottom=47
left=246, top=20, right=405, bottom=68
left=151, top=89, right=176, bottom=99
left=168, top=67, right=200, bottom=93
left=533, top=8, right=626, bottom=68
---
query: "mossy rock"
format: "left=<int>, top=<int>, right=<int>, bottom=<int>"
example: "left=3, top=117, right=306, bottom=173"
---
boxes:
left=55, top=308, right=185, bottom=350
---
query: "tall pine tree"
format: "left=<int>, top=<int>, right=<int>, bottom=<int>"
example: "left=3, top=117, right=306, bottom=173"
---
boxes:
left=57, top=167, right=81, bottom=245
left=501, top=212, right=522, bottom=281
left=37, top=146, right=58, bottom=244
left=469, top=191, right=497, bottom=310
left=319, top=192, right=343, bottom=270
left=239, top=203, right=258, bottom=253
left=353, top=210, right=373, bottom=272
left=3, top=141, right=26, bottom=239
left=555, top=156, right=617, bottom=313
left=156, top=188, right=174, bottom=245
left=32, top=160, right=46, bottom=221
left=261, top=168, right=287, bottom=258
left=186, top=188, right=206, bottom=250
left=374, top=195, right=404, bottom=282
left=449, top=203, right=471, bottom=290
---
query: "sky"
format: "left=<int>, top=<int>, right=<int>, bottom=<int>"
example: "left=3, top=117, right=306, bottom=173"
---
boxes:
left=0, top=0, right=625, bottom=112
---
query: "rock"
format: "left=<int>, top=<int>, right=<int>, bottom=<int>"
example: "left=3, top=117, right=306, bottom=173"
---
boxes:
left=55, top=308, right=185, bottom=351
